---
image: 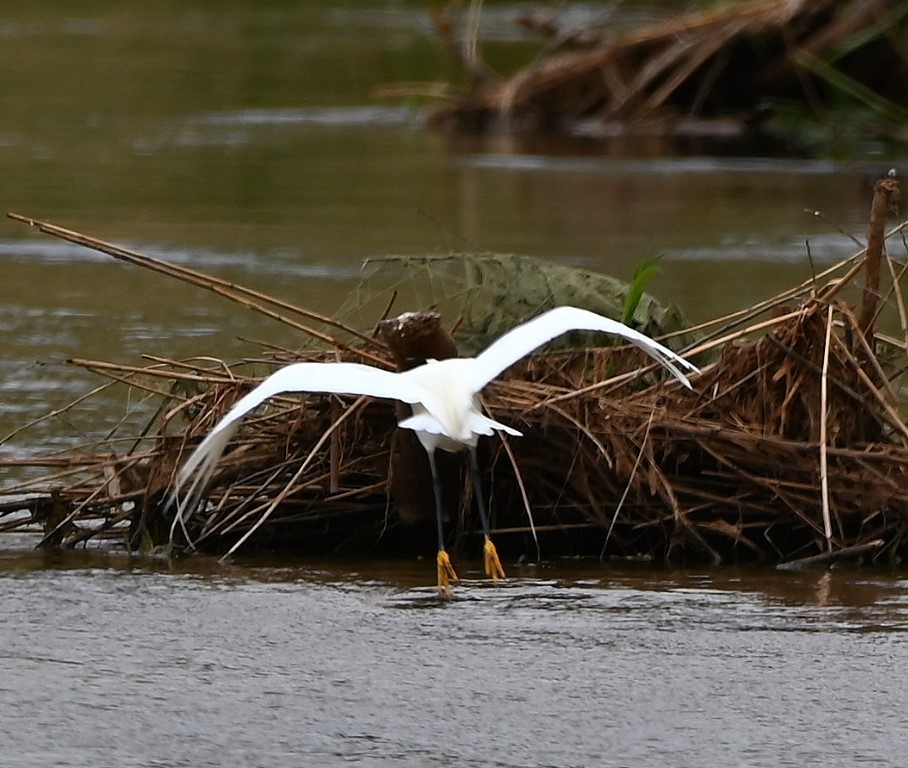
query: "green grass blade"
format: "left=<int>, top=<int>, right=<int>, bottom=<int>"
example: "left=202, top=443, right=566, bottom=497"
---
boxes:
left=622, top=253, right=663, bottom=325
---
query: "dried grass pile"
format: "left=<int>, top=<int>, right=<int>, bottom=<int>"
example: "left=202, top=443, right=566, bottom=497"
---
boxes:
left=428, top=0, right=908, bottom=142
left=2, top=176, right=907, bottom=567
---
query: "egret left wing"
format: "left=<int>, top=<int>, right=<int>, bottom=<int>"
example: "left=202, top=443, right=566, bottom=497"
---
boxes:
left=469, top=306, right=700, bottom=390
left=168, top=361, right=424, bottom=544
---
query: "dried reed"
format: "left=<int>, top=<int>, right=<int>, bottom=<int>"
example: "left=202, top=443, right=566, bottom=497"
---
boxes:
left=3, top=185, right=908, bottom=566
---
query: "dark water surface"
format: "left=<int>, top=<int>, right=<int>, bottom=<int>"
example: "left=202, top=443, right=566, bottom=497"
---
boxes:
left=3, top=4, right=908, bottom=765
left=2, top=535, right=908, bottom=768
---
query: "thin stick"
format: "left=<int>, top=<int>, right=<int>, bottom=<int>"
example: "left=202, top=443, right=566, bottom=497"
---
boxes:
left=7, top=213, right=389, bottom=364
left=885, top=255, right=908, bottom=368
left=602, top=410, right=654, bottom=558
left=777, top=538, right=884, bottom=570
left=497, top=434, right=540, bottom=562
left=805, top=208, right=863, bottom=248
left=487, top=522, right=599, bottom=535
left=329, top=399, right=341, bottom=494
left=819, top=303, right=834, bottom=552
left=141, top=354, right=238, bottom=378
left=830, top=332, right=908, bottom=443
left=838, top=305, right=899, bottom=403
left=69, top=357, right=239, bottom=385
left=0, top=380, right=116, bottom=446
left=219, top=396, right=368, bottom=560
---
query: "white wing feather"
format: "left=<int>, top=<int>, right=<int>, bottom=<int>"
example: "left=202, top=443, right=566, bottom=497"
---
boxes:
left=469, top=306, right=699, bottom=391
left=168, top=361, right=423, bottom=543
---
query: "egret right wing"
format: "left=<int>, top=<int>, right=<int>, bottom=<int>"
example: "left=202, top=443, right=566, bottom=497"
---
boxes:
left=469, top=306, right=700, bottom=390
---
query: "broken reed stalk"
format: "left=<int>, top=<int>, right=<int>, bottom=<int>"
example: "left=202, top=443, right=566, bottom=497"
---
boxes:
left=6, top=213, right=389, bottom=366
left=884, top=256, right=908, bottom=361
left=858, top=175, right=901, bottom=340
left=819, top=303, right=833, bottom=551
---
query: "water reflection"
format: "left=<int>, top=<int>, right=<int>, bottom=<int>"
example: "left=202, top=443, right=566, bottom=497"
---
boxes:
left=3, top=530, right=907, bottom=627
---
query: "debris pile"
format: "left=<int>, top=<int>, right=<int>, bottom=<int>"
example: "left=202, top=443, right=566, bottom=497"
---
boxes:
left=429, top=0, right=908, bottom=145
left=1, top=175, right=906, bottom=566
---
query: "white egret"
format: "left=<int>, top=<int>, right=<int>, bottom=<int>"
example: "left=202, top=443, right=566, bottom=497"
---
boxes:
left=168, top=305, right=699, bottom=594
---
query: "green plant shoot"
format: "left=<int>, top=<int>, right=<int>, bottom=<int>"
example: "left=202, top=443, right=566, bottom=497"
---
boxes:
left=622, top=253, right=663, bottom=325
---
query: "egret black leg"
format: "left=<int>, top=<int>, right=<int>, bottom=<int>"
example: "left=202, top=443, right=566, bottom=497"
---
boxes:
left=426, top=447, right=457, bottom=595
left=468, top=444, right=505, bottom=581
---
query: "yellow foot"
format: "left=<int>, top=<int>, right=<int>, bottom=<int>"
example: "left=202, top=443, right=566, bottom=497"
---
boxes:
left=484, top=537, right=506, bottom=581
left=437, top=550, right=459, bottom=597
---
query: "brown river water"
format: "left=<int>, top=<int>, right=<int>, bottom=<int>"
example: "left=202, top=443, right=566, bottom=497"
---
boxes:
left=2, top=3, right=908, bottom=766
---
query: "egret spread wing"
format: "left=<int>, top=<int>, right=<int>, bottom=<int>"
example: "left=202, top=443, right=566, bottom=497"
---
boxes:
left=469, top=306, right=700, bottom=390
left=207, top=362, right=423, bottom=437
left=168, top=361, right=422, bottom=544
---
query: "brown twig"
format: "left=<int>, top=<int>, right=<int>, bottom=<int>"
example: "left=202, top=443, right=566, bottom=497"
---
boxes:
left=7, top=213, right=389, bottom=364
left=858, top=175, right=901, bottom=340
